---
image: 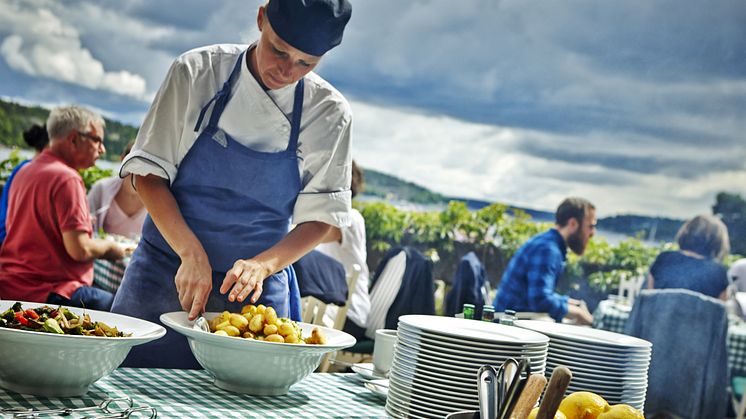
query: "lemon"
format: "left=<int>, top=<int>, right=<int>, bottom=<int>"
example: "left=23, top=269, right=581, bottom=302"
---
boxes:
left=528, top=407, right=568, bottom=419
left=597, top=404, right=644, bottom=419
left=558, top=391, right=610, bottom=419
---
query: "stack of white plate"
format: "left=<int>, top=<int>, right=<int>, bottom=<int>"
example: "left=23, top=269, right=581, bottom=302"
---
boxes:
left=385, top=315, right=549, bottom=419
left=514, top=320, right=651, bottom=410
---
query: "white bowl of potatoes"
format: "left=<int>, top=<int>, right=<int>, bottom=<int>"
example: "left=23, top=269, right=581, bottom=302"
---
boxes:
left=160, top=305, right=356, bottom=395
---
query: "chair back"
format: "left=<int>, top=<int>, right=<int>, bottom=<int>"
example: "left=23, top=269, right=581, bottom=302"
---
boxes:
left=624, top=288, right=728, bottom=418
left=365, top=249, right=407, bottom=339
left=617, top=273, right=645, bottom=305
left=365, top=246, right=436, bottom=339
left=444, top=251, right=487, bottom=318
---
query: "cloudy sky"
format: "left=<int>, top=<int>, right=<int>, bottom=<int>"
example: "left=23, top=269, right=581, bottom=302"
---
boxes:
left=1, top=0, right=744, bottom=218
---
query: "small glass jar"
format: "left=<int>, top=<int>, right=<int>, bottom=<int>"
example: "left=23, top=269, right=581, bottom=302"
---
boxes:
left=462, top=304, right=475, bottom=320
left=499, top=309, right=517, bottom=325
left=481, top=305, right=495, bottom=322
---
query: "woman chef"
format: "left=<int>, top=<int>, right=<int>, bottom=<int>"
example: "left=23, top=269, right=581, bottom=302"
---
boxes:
left=111, top=0, right=353, bottom=368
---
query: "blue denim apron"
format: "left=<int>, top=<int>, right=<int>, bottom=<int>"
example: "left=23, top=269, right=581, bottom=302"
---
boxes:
left=111, top=50, right=304, bottom=369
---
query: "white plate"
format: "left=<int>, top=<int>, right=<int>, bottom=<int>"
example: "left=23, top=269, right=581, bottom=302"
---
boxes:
left=386, top=395, right=440, bottom=419
left=398, top=327, right=548, bottom=356
left=389, top=378, right=477, bottom=409
left=352, top=363, right=386, bottom=381
left=546, top=361, right=648, bottom=380
left=364, top=378, right=389, bottom=400
left=397, top=336, right=547, bottom=365
left=547, top=352, right=649, bottom=371
left=398, top=323, right=549, bottom=350
left=394, top=344, right=546, bottom=378
left=547, top=349, right=650, bottom=370
left=395, top=340, right=545, bottom=371
left=400, top=315, right=549, bottom=345
left=548, top=336, right=651, bottom=355
left=388, top=382, right=475, bottom=416
left=388, top=366, right=480, bottom=400
left=515, top=320, right=651, bottom=349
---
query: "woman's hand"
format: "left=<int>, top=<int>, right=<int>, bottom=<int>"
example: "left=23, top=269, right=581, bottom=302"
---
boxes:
left=175, top=251, right=213, bottom=320
left=220, top=259, right=273, bottom=304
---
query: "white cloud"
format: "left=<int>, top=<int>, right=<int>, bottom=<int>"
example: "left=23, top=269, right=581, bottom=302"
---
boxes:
left=351, top=100, right=746, bottom=219
left=0, top=2, right=148, bottom=99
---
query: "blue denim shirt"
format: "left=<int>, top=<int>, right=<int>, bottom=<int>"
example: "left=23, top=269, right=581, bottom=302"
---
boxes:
left=494, top=229, right=569, bottom=321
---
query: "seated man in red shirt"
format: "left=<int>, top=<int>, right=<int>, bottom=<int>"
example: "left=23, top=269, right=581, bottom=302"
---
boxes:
left=0, top=105, right=128, bottom=310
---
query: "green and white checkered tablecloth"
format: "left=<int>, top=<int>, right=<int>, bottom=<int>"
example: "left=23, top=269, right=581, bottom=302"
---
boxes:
left=93, top=259, right=127, bottom=294
left=0, top=370, right=386, bottom=418
left=593, top=299, right=746, bottom=377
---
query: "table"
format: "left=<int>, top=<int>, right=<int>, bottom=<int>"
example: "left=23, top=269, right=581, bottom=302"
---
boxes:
left=93, top=259, right=127, bottom=294
left=593, top=299, right=746, bottom=377
left=0, top=369, right=386, bottom=418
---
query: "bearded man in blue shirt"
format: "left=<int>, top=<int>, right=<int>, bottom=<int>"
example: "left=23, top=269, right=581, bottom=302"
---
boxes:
left=494, top=197, right=596, bottom=324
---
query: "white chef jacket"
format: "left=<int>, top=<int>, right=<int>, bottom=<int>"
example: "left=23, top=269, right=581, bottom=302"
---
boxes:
left=121, top=43, right=352, bottom=228
left=317, top=208, right=371, bottom=328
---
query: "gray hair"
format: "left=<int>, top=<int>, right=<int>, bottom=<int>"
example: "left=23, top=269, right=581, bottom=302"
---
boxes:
left=46, top=105, right=105, bottom=141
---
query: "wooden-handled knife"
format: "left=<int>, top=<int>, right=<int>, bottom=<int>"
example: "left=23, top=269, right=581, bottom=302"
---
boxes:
left=535, top=366, right=572, bottom=419
left=507, top=373, right=547, bottom=419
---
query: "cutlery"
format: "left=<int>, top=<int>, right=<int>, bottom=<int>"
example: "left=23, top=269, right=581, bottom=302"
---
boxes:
left=536, top=366, right=572, bottom=419
left=508, top=374, right=547, bottom=419
left=477, top=365, right=498, bottom=419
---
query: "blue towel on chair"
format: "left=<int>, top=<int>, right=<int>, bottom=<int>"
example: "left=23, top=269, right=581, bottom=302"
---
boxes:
left=293, top=250, right=348, bottom=306
left=624, top=288, right=728, bottom=419
left=444, top=251, right=486, bottom=318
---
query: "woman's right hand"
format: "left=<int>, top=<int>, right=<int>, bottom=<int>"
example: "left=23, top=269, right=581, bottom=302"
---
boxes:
left=175, top=250, right=213, bottom=320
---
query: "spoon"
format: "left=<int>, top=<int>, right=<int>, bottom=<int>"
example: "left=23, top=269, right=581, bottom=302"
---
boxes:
left=193, top=316, right=211, bottom=333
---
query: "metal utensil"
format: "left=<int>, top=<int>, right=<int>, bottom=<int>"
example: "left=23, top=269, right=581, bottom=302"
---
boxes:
left=82, top=406, right=158, bottom=419
left=7, top=397, right=133, bottom=418
left=477, top=365, right=498, bottom=419
left=499, top=358, right=530, bottom=419
left=193, top=316, right=210, bottom=333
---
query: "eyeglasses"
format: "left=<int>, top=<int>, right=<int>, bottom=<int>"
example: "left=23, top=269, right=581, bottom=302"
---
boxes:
left=77, top=131, right=104, bottom=145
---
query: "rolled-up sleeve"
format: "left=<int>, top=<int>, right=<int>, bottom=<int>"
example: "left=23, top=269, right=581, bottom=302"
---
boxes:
left=120, top=57, right=191, bottom=185
left=292, top=103, right=353, bottom=228
left=526, top=249, right=569, bottom=322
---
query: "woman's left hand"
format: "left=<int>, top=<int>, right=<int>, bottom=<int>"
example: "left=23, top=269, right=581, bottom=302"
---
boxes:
left=220, top=259, right=272, bottom=303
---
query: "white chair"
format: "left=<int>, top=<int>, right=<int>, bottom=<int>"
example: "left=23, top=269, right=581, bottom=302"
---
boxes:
left=365, top=250, right=407, bottom=339
left=617, top=273, right=645, bottom=305
left=309, top=264, right=361, bottom=373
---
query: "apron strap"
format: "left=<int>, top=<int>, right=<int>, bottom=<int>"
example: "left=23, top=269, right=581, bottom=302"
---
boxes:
left=286, top=78, right=305, bottom=153
left=193, top=50, right=247, bottom=132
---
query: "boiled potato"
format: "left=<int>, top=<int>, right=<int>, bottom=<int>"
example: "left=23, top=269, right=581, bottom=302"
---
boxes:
left=265, top=307, right=278, bottom=324
left=229, top=313, right=249, bottom=330
left=265, top=334, right=285, bottom=343
left=264, top=324, right=278, bottom=335
left=249, top=313, right=265, bottom=333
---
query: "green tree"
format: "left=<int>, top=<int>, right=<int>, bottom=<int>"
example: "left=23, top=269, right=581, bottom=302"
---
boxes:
left=713, top=192, right=746, bottom=255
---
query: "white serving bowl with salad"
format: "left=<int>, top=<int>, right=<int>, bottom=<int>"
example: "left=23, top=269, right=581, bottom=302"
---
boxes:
left=161, top=309, right=356, bottom=395
left=0, top=300, right=166, bottom=397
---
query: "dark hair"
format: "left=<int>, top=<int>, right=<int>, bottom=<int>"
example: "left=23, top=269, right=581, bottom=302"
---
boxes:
left=120, top=140, right=135, bottom=161
left=555, top=197, right=595, bottom=227
left=351, top=160, right=364, bottom=198
left=676, top=214, right=730, bottom=261
left=22, top=124, right=49, bottom=152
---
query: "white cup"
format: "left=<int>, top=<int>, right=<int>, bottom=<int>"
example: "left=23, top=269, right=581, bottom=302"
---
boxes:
left=373, top=329, right=398, bottom=374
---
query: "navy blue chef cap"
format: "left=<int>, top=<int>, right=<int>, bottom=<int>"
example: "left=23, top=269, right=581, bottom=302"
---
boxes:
left=266, top=0, right=352, bottom=57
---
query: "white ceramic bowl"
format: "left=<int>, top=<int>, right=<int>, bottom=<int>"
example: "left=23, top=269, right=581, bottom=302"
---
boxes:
left=160, top=311, right=356, bottom=395
left=0, top=300, right=166, bottom=397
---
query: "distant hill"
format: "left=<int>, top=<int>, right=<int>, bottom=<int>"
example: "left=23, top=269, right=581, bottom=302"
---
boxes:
left=0, top=99, right=137, bottom=161
left=0, top=97, right=682, bottom=241
left=362, top=172, right=682, bottom=242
